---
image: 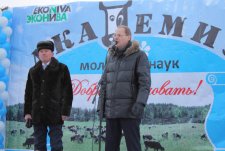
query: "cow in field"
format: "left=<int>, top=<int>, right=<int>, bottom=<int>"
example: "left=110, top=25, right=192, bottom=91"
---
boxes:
left=173, top=133, right=181, bottom=139
left=144, top=140, right=164, bottom=151
left=143, top=134, right=153, bottom=140
left=10, top=129, right=17, bottom=135
left=162, top=132, right=168, bottom=139
left=23, top=137, right=34, bottom=149
left=201, top=133, right=207, bottom=141
left=20, top=129, right=25, bottom=135
left=71, top=134, right=84, bottom=143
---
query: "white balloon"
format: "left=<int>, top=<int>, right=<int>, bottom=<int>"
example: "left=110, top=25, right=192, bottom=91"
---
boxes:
left=0, top=82, right=6, bottom=93
left=5, top=68, right=9, bottom=75
left=0, top=49, right=7, bottom=60
left=2, top=27, right=12, bottom=37
left=0, top=16, right=8, bottom=27
left=0, top=121, right=5, bottom=133
left=0, top=91, right=8, bottom=101
left=0, top=58, right=10, bottom=69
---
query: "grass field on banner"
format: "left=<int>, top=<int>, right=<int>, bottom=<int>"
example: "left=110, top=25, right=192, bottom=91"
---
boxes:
left=6, top=121, right=213, bottom=151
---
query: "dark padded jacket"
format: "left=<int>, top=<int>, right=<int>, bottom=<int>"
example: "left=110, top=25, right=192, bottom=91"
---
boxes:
left=24, top=57, right=73, bottom=125
left=98, top=41, right=151, bottom=119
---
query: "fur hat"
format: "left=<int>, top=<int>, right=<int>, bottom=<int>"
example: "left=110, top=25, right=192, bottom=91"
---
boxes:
left=37, top=40, right=54, bottom=52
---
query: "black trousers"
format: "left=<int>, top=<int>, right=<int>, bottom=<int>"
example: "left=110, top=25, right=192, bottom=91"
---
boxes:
left=105, top=118, right=141, bottom=151
left=33, top=124, right=63, bottom=151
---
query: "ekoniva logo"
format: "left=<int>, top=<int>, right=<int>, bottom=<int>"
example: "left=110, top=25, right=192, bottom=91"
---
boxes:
left=26, top=5, right=71, bottom=23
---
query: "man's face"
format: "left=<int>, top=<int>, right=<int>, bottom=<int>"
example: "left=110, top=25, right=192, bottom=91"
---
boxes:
left=38, top=49, right=53, bottom=63
left=113, top=27, right=131, bottom=49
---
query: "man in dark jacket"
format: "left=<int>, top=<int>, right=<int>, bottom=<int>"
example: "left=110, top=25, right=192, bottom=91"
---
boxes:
left=98, top=25, right=151, bottom=151
left=24, top=40, right=73, bottom=151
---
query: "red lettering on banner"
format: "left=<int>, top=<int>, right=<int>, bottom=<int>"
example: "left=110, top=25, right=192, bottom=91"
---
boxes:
left=71, top=79, right=98, bottom=101
left=71, top=79, right=203, bottom=101
left=194, top=80, right=203, bottom=95
left=150, top=80, right=203, bottom=95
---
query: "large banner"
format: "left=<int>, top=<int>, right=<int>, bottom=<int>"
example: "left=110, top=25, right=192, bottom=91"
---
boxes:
left=5, top=0, right=225, bottom=151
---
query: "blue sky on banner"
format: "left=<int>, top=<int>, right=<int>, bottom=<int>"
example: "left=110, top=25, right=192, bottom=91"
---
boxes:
left=6, top=0, right=225, bottom=108
left=9, top=0, right=225, bottom=74
left=1, top=0, right=102, bottom=7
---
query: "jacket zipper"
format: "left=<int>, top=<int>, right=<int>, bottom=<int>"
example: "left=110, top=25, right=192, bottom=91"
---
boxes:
left=112, top=57, right=122, bottom=100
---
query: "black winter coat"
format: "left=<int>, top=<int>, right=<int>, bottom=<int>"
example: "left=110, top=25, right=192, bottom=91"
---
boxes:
left=98, top=41, right=151, bottom=119
left=24, top=57, right=73, bottom=125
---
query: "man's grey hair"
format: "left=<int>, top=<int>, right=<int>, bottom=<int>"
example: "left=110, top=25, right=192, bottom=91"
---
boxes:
left=117, top=25, right=131, bottom=37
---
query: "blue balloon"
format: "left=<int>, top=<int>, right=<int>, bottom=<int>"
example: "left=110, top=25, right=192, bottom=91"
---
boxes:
left=0, top=135, right=3, bottom=141
left=0, top=105, right=6, bottom=116
left=0, top=134, right=4, bottom=149
left=0, top=42, right=11, bottom=52
left=0, top=100, right=3, bottom=109
left=7, top=21, right=13, bottom=27
left=0, top=32, right=7, bottom=44
left=0, top=117, right=5, bottom=122
left=0, top=107, right=6, bottom=116
left=2, top=10, right=13, bottom=20
left=0, top=106, right=6, bottom=122
left=0, top=76, right=9, bottom=86
left=0, top=143, right=3, bottom=149
left=0, top=65, right=6, bottom=78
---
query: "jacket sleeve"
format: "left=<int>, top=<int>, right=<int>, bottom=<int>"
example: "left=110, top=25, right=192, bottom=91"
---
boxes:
left=97, top=71, right=106, bottom=113
left=135, top=51, right=151, bottom=105
left=61, top=65, right=73, bottom=116
left=24, top=70, right=33, bottom=116
left=97, top=54, right=108, bottom=117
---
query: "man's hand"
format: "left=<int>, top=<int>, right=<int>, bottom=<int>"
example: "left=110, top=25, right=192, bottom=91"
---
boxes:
left=131, top=103, right=145, bottom=117
left=25, top=114, right=32, bottom=128
left=62, top=115, right=68, bottom=121
left=24, top=114, right=32, bottom=122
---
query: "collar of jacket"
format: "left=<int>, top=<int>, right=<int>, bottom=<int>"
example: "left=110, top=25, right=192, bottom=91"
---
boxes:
left=33, top=57, right=59, bottom=70
left=109, top=40, right=140, bottom=57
